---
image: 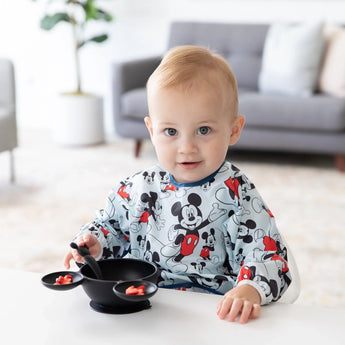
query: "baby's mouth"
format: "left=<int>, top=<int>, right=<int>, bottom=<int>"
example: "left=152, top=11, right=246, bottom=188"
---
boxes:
left=178, top=161, right=201, bottom=170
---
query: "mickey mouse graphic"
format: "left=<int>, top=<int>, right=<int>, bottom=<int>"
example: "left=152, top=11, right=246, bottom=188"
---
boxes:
left=238, top=219, right=257, bottom=243
left=133, top=191, right=165, bottom=232
left=200, top=177, right=215, bottom=192
left=137, top=234, right=146, bottom=250
left=170, top=193, right=226, bottom=262
left=215, top=174, right=253, bottom=206
left=143, top=171, right=155, bottom=184
left=143, top=240, right=161, bottom=266
left=239, top=265, right=279, bottom=301
left=200, top=228, right=216, bottom=260
left=189, top=274, right=228, bottom=291
left=159, top=171, right=177, bottom=193
left=117, top=181, right=133, bottom=202
left=139, top=192, right=162, bottom=222
left=191, top=261, right=206, bottom=274
left=224, top=176, right=241, bottom=199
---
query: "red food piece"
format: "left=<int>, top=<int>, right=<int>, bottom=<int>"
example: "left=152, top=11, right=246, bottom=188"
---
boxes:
left=125, top=284, right=146, bottom=295
left=137, top=285, right=145, bottom=295
left=125, top=285, right=138, bottom=295
left=54, top=274, right=74, bottom=285
left=55, top=276, right=64, bottom=285
left=64, top=274, right=73, bottom=283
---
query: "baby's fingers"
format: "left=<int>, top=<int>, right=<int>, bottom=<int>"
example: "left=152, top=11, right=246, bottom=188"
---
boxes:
left=64, top=252, right=72, bottom=269
left=217, top=296, right=233, bottom=320
left=76, top=234, right=91, bottom=247
left=238, top=301, right=253, bottom=324
left=63, top=247, right=85, bottom=269
left=226, top=299, right=243, bottom=322
left=249, top=304, right=261, bottom=320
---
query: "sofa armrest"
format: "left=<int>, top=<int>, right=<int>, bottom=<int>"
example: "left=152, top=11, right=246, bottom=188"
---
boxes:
left=0, top=59, right=16, bottom=108
left=0, top=58, right=17, bottom=153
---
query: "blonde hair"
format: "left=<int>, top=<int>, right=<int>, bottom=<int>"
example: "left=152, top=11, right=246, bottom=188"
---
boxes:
left=147, top=45, right=238, bottom=116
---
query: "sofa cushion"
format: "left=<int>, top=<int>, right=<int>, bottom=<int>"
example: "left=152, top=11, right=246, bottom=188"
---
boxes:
left=168, top=22, right=269, bottom=91
left=122, top=88, right=148, bottom=120
left=239, top=92, right=345, bottom=132
left=258, top=22, right=325, bottom=96
left=318, top=25, right=345, bottom=97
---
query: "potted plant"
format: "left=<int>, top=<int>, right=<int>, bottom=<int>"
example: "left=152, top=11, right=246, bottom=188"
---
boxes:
left=33, top=0, right=113, bottom=146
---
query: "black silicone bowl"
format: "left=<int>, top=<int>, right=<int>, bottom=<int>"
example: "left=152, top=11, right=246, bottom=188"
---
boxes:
left=79, top=258, right=158, bottom=312
left=42, top=258, right=158, bottom=313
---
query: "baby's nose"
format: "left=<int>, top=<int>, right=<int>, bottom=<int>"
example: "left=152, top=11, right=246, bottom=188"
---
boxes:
left=178, top=136, right=198, bottom=154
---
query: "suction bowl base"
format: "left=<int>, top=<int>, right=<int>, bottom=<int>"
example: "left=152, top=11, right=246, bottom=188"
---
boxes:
left=89, top=300, right=151, bottom=314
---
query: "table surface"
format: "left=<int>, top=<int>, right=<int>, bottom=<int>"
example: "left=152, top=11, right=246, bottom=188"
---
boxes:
left=1, top=268, right=344, bottom=345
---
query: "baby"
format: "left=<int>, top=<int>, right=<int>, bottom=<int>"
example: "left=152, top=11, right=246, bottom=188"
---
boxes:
left=64, top=46, right=291, bottom=323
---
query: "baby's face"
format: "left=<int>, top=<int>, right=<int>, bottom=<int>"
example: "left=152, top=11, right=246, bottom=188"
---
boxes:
left=145, top=86, right=242, bottom=184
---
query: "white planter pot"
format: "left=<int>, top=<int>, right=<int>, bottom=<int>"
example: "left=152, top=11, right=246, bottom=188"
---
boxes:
left=54, top=93, right=104, bottom=146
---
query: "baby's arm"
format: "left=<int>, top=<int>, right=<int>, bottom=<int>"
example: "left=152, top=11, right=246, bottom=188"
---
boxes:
left=218, top=172, right=292, bottom=323
left=64, top=184, right=130, bottom=269
left=217, top=285, right=261, bottom=324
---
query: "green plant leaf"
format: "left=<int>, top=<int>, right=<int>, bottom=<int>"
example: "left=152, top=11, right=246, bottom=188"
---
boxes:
left=83, top=1, right=114, bottom=23
left=83, top=0, right=98, bottom=21
left=96, top=9, right=113, bottom=22
left=79, top=34, right=108, bottom=48
left=89, top=34, right=108, bottom=43
left=40, top=13, right=72, bottom=30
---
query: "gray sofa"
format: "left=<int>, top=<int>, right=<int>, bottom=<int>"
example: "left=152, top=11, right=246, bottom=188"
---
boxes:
left=0, top=58, right=17, bottom=183
left=112, top=21, right=345, bottom=170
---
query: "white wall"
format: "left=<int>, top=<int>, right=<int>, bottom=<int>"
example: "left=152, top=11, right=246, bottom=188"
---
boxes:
left=1, top=0, right=345, bottom=133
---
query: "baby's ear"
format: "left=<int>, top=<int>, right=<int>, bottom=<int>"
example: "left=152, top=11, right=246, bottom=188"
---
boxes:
left=229, top=115, right=245, bottom=146
left=144, top=116, right=154, bottom=138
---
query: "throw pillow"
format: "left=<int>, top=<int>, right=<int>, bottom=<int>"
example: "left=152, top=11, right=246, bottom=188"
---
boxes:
left=258, top=22, right=325, bottom=96
left=318, top=25, right=345, bottom=97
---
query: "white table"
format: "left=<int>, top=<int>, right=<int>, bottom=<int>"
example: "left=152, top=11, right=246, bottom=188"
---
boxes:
left=1, top=268, right=344, bottom=345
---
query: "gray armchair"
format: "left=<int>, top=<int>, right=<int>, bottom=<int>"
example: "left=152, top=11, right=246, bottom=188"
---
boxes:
left=0, top=58, right=17, bottom=183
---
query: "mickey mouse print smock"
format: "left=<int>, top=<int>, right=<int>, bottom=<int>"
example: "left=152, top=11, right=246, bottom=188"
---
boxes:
left=76, top=161, right=291, bottom=305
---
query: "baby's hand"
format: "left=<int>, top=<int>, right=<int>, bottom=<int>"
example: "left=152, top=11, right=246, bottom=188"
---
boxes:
left=216, top=284, right=261, bottom=324
left=64, top=233, right=102, bottom=269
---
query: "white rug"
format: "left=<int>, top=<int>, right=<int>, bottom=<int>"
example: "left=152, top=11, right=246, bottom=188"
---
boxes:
left=1, top=128, right=344, bottom=309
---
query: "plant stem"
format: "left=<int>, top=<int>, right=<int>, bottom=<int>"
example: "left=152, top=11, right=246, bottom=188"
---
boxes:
left=71, top=20, right=81, bottom=93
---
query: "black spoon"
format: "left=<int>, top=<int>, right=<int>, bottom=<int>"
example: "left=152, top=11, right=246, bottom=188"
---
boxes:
left=70, top=242, right=103, bottom=280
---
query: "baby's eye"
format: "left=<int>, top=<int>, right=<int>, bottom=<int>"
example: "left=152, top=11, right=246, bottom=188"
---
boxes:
left=197, top=126, right=211, bottom=135
left=164, top=128, right=177, bottom=136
